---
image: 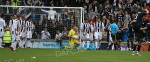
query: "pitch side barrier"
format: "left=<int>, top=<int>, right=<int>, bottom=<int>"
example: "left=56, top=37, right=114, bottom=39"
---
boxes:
left=30, top=39, right=150, bottom=51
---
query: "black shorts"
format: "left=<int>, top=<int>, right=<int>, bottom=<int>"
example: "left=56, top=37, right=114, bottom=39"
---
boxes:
left=129, top=33, right=134, bottom=38
left=116, top=35, right=122, bottom=41
left=4, top=43, right=11, bottom=47
left=134, top=32, right=142, bottom=42
left=147, top=31, right=150, bottom=41
left=111, top=34, right=116, bottom=41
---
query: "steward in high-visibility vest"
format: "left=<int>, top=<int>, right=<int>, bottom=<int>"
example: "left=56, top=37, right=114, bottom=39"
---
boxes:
left=3, top=28, right=11, bottom=47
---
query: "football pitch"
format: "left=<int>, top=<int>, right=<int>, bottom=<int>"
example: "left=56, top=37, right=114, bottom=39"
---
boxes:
left=0, top=48, right=149, bottom=62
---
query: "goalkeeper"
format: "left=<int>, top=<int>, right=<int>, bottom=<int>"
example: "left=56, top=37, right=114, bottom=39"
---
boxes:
left=65, top=25, right=79, bottom=49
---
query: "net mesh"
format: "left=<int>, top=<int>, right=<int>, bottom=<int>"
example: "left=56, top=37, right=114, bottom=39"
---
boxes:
left=0, top=6, right=83, bottom=39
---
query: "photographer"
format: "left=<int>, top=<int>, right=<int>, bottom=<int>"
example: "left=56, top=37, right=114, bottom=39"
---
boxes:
left=55, top=30, right=63, bottom=49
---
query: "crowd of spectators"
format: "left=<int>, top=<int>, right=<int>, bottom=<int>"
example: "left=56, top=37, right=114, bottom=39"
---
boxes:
left=1, top=0, right=150, bottom=42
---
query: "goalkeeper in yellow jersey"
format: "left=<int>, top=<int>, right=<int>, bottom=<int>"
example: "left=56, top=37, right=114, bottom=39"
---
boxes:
left=65, top=25, right=79, bottom=49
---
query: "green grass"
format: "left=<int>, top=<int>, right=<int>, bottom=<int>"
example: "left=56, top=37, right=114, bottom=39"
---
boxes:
left=0, top=48, right=149, bottom=62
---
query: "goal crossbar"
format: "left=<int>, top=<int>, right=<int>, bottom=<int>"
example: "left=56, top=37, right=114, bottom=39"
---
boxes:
left=0, top=5, right=83, bottom=9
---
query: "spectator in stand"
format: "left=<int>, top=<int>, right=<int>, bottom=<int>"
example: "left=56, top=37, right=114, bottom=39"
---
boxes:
left=76, top=0, right=83, bottom=7
left=56, top=20, right=64, bottom=32
left=32, top=0, right=40, bottom=6
left=37, top=0, right=45, bottom=24
left=2, top=0, right=5, bottom=5
left=91, top=0, right=99, bottom=13
left=42, top=15, right=49, bottom=28
left=88, top=9, right=95, bottom=21
left=84, top=10, right=89, bottom=21
left=41, top=8, right=57, bottom=21
left=11, top=0, right=19, bottom=14
left=34, top=21, right=42, bottom=39
left=98, top=4, right=103, bottom=14
left=124, top=11, right=131, bottom=27
left=50, top=20, right=57, bottom=39
left=24, top=0, right=33, bottom=6
left=117, top=9, right=124, bottom=28
left=83, top=0, right=90, bottom=13
left=5, top=0, right=11, bottom=14
left=57, top=0, right=65, bottom=7
left=36, top=0, right=44, bottom=6
left=125, top=0, right=132, bottom=13
left=68, top=0, right=76, bottom=7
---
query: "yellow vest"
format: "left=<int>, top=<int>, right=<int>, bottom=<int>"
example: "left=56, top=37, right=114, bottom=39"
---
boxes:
left=3, top=31, right=11, bottom=43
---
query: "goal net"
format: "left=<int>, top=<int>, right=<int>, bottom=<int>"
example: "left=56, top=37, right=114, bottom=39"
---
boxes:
left=0, top=5, right=84, bottom=40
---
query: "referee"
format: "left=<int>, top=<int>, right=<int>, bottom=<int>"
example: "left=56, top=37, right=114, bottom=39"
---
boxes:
left=107, top=20, right=119, bottom=50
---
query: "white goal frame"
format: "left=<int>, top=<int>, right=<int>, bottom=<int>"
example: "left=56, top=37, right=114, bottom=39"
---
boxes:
left=0, top=5, right=84, bottom=23
left=0, top=5, right=84, bottom=41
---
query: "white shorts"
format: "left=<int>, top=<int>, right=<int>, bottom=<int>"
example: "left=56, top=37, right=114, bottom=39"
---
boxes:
left=20, top=32, right=26, bottom=38
left=94, top=32, right=102, bottom=40
left=11, top=36, right=16, bottom=42
left=80, top=32, right=86, bottom=40
left=26, top=31, right=32, bottom=38
left=86, top=33, right=90, bottom=39
left=109, top=34, right=112, bottom=42
left=11, top=32, right=16, bottom=41
left=86, top=33, right=94, bottom=41
left=90, top=33, right=94, bottom=41
left=0, top=32, right=4, bottom=38
left=16, top=35, right=20, bottom=41
left=0, top=28, right=4, bottom=36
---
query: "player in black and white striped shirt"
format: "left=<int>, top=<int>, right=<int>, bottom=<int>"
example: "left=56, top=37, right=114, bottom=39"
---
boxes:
left=10, top=15, right=19, bottom=51
left=0, top=14, right=6, bottom=48
left=94, top=17, right=104, bottom=50
left=18, top=16, right=27, bottom=48
left=80, top=19, right=90, bottom=49
left=25, top=18, right=33, bottom=48
left=86, top=21, right=94, bottom=49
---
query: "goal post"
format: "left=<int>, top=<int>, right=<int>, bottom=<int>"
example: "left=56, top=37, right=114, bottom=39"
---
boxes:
left=0, top=5, right=84, bottom=40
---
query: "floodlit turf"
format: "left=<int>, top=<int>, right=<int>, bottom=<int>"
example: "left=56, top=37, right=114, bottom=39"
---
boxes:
left=0, top=48, right=149, bottom=62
